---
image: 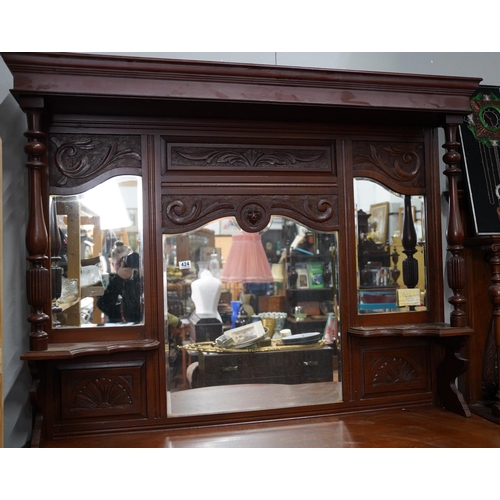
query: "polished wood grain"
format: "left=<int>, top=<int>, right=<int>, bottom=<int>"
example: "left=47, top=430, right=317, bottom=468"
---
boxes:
left=43, top=407, right=500, bottom=448
left=2, top=52, right=489, bottom=444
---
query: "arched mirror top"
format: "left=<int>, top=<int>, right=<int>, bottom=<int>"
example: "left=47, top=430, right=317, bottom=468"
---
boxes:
left=163, top=215, right=341, bottom=417
left=161, top=192, right=339, bottom=235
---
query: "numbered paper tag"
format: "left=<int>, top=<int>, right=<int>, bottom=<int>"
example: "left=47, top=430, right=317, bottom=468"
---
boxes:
left=178, top=260, right=191, bottom=270
left=396, top=288, right=421, bottom=307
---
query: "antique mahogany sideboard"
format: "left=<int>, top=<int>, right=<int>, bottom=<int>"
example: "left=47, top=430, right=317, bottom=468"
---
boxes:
left=1, top=53, right=483, bottom=446
left=197, top=347, right=334, bottom=387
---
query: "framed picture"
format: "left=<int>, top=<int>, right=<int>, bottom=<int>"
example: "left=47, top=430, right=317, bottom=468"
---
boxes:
left=297, top=267, right=309, bottom=289
left=369, top=202, right=389, bottom=244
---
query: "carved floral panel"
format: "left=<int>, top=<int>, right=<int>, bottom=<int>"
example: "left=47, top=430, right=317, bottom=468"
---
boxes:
left=48, top=134, right=142, bottom=191
left=353, top=141, right=425, bottom=190
left=165, top=143, right=333, bottom=174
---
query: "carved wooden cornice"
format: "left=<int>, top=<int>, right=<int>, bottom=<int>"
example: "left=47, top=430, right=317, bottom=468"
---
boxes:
left=1, top=52, right=482, bottom=116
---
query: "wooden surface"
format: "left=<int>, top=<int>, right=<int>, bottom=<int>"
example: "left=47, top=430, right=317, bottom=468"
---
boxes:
left=42, top=406, right=500, bottom=448
left=2, top=53, right=488, bottom=443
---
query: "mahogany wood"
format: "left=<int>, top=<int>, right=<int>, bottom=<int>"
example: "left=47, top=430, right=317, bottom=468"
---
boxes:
left=443, top=119, right=468, bottom=328
left=1, top=52, right=486, bottom=446
left=483, top=243, right=500, bottom=417
left=22, top=100, right=50, bottom=351
left=42, top=406, right=500, bottom=448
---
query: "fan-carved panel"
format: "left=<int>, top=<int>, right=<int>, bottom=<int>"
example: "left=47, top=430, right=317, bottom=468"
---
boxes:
left=361, top=346, right=429, bottom=397
left=58, top=361, right=146, bottom=420
left=48, top=134, right=142, bottom=192
left=162, top=193, right=339, bottom=234
left=166, top=143, right=333, bottom=174
left=353, top=141, right=425, bottom=191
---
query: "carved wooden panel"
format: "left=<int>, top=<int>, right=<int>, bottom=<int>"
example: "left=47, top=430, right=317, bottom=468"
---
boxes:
left=57, top=360, right=147, bottom=420
left=353, top=141, right=425, bottom=191
left=48, top=134, right=142, bottom=191
left=162, top=193, right=339, bottom=234
left=360, top=345, right=430, bottom=398
left=165, top=143, right=333, bottom=174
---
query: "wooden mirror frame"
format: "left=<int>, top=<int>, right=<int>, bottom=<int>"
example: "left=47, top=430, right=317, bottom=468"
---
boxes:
left=1, top=52, right=483, bottom=445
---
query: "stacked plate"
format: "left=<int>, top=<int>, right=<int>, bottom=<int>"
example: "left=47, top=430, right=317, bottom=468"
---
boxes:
left=281, top=331, right=322, bottom=345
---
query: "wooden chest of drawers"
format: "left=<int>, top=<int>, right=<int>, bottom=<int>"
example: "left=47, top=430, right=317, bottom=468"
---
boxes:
left=197, top=347, right=334, bottom=387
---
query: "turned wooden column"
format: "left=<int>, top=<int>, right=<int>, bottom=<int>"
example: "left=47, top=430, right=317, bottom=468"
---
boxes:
left=21, top=98, right=50, bottom=351
left=483, top=243, right=500, bottom=417
left=443, top=118, right=467, bottom=327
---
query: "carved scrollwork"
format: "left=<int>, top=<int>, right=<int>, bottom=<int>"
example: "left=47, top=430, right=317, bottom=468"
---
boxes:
left=302, top=197, right=334, bottom=222
left=162, top=193, right=338, bottom=233
left=353, top=142, right=424, bottom=188
left=169, top=145, right=330, bottom=171
left=164, top=198, right=236, bottom=228
left=270, top=195, right=337, bottom=227
left=371, top=356, right=420, bottom=386
left=49, top=135, right=142, bottom=189
left=71, top=377, right=133, bottom=410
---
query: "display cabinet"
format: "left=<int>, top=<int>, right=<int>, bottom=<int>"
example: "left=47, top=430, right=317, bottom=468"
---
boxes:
left=1, top=52, right=482, bottom=446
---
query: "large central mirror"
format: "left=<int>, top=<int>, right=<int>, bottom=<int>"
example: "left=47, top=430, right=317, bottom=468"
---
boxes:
left=354, top=178, right=427, bottom=315
left=164, top=216, right=342, bottom=417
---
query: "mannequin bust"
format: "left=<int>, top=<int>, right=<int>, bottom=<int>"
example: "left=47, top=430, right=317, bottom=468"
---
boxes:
left=190, top=269, right=222, bottom=321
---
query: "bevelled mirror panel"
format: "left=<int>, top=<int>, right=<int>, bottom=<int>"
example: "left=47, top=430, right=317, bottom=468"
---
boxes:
left=164, top=216, right=342, bottom=417
left=354, top=178, right=427, bottom=315
left=50, top=176, right=144, bottom=327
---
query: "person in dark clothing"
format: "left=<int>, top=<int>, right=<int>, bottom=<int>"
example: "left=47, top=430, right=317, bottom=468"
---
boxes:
left=97, top=251, right=142, bottom=323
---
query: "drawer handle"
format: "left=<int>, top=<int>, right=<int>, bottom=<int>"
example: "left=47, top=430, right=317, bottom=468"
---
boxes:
left=221, top=365, right=239, bottom=372
left=303, top=361, right=319, bottom=367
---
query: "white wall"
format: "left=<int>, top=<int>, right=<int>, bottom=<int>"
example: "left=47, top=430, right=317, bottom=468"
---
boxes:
left=0, top=60, right=31, bottom=448
left=2, top=52, right=499, bottom=447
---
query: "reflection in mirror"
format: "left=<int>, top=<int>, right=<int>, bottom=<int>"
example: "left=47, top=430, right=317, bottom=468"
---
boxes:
left=164, top=216, right=341, bottom=417
left=354, top=178, right=427, bottom=314
left=50, top=176, right=144, bottom=327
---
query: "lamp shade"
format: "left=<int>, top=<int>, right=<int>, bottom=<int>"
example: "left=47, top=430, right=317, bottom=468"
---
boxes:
left=220, top=232, right=273, bottom=283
